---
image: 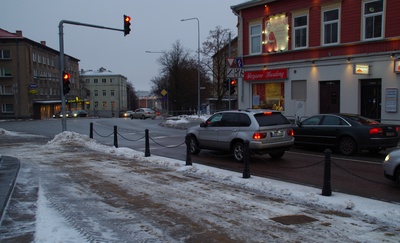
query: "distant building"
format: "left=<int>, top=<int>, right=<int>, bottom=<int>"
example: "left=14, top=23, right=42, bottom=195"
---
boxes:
left=80, top=68, right=127, bottom=117
left=0, top=28, right=80, bottom=119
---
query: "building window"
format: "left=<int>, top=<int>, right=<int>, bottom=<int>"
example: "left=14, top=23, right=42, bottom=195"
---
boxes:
left=252, top=82, right=285, bottom=111
left=293, top=14, right=308, bottom=49
left=291, top=80, right=307, bottom=100
left=322, top=8, right=340, bottom=45
left=33, top=53, right=36, bottom=62
left=0, top=50, right=11, bottom=59
left=85, top=78, right=90, bottom=84
left=111, top=101, right=115, bottom=109
left=250, top=23, right=262, bottom=54
left=94, top=79, right=98, bottom=83
left=0, top=68, right=12, bottom=77
left=102, top=90, right=106, bottom=96
left=2, top=104, right=14, bottom=113
left=94, top=90, right=98, bottom=96
left=363, top=0, right=384, bottom=40
left=1, top=85, right=13, bottom=94
left=102, top=78, right=106, bottom=83
left=110, top=78, right=114, bottom=83
left=111, top=90, right=115, bottom=96
left=94, top=101, right=99, bottom=108
left=102, top=101, right=107, bottom=109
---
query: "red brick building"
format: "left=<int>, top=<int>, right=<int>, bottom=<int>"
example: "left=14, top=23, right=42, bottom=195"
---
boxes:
left=232, top=0, right=400, bottom=123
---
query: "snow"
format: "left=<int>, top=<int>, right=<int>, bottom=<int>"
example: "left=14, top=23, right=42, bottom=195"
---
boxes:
left=1, top=119, right=400, bottom=242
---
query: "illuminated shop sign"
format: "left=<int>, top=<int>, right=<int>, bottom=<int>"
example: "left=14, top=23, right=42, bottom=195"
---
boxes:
left=244, top=69, right=288, bottom=81
left=353, top=64, right=370, bottom=75
left=394, top=60, right=400, bottom=73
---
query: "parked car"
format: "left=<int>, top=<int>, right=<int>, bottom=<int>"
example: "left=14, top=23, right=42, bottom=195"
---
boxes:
left=53, top=111, right=72, bottom=118
left=383, top=149, right=400, bottom=184
left=186, top=109, right=294, bottom=162
left=121, top=110, right=134, bottom=118
left=293, top=114, right=399, bottom=155
left=130, top=108, right=156, bottom=120
left=72, top=110, right=88, bottom=118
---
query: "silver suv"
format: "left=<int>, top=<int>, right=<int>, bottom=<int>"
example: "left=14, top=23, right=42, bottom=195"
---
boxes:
left=186, top=109, right=294, bottom=161
left=383, top=149, right=400, bottom=184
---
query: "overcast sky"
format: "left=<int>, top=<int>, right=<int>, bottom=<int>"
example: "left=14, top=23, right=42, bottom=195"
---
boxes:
left=1, top=0, right=246, bottom=91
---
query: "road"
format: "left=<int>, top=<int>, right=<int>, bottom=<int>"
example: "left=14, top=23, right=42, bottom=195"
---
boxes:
left=1, top=117, right=399, bottom=203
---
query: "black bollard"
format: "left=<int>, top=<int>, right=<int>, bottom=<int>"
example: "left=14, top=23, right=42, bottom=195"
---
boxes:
left=185, top=134, right=192, bottom=166
left=243, top=140, right=251, bottom=178
left=114, top=125, right=118, bottom=148
left=145, top=129, right=150, bottom=157
left=322, top=149, right=332, bottom=196
left=90, top=122, right=93, bottom=139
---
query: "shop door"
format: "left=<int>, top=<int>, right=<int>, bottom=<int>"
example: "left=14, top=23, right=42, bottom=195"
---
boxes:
left=319, top=81, right=340, bottom=114
left=360, top=79, right=381, bottom=120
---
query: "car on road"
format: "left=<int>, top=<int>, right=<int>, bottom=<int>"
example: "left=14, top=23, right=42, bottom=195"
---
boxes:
left=72, top=110, right=88, bottom=118
left=130, top=108, right=156, bottom=120
left=293, top=113, right=399, bottom=155
left=383, top=149, right=400, bottom=184
left=186, top=109, right=294, bottom=162
left=120, top=110, right=134, bottom=118
left=53, top=111, right=72, bottom=118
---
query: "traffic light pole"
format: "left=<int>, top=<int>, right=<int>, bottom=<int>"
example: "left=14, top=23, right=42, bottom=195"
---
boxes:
left=58, top=20, right=126, bottom=131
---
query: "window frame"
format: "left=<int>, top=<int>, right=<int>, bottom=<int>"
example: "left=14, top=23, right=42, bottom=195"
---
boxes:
left=249, top=22, right=262, bottom=55
left=322, top=7, right=340, bottom=46
left=292, top=13, right=309, bottom=49
left=362, top=0, right=385, bottom=41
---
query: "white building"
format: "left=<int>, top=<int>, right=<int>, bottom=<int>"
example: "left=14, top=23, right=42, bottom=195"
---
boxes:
left=80, top=67, right=127, bottom=117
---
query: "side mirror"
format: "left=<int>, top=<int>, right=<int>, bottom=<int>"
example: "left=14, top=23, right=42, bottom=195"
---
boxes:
left=200, top=122, right=208, bottom=127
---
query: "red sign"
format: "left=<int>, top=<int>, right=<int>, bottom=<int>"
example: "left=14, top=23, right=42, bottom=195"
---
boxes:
left=244, top=68, right=288, bottom=81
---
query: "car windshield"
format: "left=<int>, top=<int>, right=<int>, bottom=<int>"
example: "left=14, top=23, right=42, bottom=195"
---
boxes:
left=344, top=114, right=379, bottom=125
left=254, top=112, right=290, bottom=126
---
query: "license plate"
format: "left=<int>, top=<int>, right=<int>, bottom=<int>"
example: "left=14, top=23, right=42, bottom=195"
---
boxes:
left=271, top=130, right=284, bottom=137
left=386, top=132, right=395, bottom=137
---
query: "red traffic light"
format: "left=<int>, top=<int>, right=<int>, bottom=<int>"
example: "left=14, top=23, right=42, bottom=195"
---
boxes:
left=124, top=14, right=131, bottom=36
left=124, top=15, right=131, bottom=22
left=230, top=79, right=237, bottom=85
left=62, top=72, right=70, bottom=80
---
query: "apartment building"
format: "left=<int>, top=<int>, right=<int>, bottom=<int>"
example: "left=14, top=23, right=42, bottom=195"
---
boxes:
left=231, top=0, right=400, bottom=124
left=81, top=68, right=128, bottom=117
left=0, top=28, right=80, bottom=119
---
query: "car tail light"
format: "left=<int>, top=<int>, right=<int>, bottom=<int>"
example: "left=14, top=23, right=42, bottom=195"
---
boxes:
left=369, top=127, right=383, bottom=135
left=287, top=129, right=294, bottom=137
left=253, top=132, right=267, bottom=140
left=263, top=111, right=272, bottom=115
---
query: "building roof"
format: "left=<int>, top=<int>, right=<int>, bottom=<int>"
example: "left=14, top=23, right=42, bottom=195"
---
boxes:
left=80, top=67, right=126, bottom=78
left=231, top=0, right=277, bottom=12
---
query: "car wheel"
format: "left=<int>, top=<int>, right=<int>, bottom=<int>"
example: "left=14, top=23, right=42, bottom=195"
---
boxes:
left=269, top=151, right=285, bottom=159
left=189, top=136, right=200, bottom=155
left=394, top=168, right=400, bottom=184
left=141, top=115, right=146, bottom=119
left=152, top=116, right=156, bottom=120
left=130, top=115, right=134, bottom=120
left=339, top=136, right=357, bottom=155
left=232, top=142, right=245, bottom=162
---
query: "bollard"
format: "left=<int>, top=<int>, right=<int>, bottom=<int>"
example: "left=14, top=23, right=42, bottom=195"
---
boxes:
left=113, top=125, right=118, bottom=148
left=242, top=140, right=251, bottom=178
left=185, top=134, right=192, bottom=166
left=145, top=129, right=150, bottom=157
left=90, top=122, right=93, bottom=139
left=322, top=149, right=332, bottom=196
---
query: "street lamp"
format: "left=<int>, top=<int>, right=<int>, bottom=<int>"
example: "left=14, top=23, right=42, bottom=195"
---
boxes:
left=145, top=50, right=169, bottom=116
left=181, top=17, right=200, bottom=117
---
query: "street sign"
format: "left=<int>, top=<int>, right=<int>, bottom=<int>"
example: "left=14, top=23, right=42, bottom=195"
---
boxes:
left=227, top=68, right=244, bottom=78
left=236, top=57, right=243, bottom=68
left=227, top=57, right=235, bottom=67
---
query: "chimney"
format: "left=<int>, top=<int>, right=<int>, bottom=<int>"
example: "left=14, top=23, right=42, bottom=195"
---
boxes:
left=40, top=41, right=46, bottom=46
left=15, top=30, right=22, bottom=37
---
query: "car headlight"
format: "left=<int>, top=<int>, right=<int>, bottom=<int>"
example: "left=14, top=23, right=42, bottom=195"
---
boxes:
left=384, top=154, right=390, bottom=162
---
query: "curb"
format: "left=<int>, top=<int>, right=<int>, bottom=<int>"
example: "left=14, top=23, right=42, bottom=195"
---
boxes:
left=0, top=155, right=20, bottom=223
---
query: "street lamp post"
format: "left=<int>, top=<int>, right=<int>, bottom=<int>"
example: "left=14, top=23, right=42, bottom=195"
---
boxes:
left=145, top=50, right=169, bottom=116
left=181, top=17, right=200, bottom=117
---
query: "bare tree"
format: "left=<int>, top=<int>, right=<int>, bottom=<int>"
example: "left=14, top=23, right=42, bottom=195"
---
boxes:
left=151, top=40, right=211, bottom=115
left=202, top=26, right=234, bottom=111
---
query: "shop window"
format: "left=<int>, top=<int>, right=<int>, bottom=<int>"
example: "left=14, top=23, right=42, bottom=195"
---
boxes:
left=252, top=82, right=285, bottom=111
left=363, top=0, right=384, bottom=40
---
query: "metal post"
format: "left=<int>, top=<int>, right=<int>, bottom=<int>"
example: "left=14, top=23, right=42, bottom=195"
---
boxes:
left=243, top=140, right=251, bottom=178
left=145, top=129, right=150, bottom=157
left=113, top=125, right=118, bottom=148
left=185, top=134, right=192, bottom=166
left=59, top=21, right=66, bottom=131
left=90, top=122, right=93, bottom=139
left=322, top=149, right=332, bottom=196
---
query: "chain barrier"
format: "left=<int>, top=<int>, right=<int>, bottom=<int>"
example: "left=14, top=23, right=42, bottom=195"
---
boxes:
left=92, top=128, right=114, bottom=138
left=117, top=132, right=145, bottom=142
left=149, top=136, right=186, bottom=148
left=331, top=159, right=389, bottom=185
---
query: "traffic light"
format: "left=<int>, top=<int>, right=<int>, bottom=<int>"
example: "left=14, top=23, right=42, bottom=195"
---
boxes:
left=223, top=79, right=229, bottom=91
left=230, top=79, right=237, bottom=95
left=124, top=15, right=131, bottom=36
left=62, top=72, right=71, bottom=95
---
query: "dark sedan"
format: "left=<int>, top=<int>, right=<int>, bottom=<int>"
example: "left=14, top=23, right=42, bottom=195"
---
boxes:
left=293, top=114, right=399, bottom=155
